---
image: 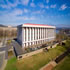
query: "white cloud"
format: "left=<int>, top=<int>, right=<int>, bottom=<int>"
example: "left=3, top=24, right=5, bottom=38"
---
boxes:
left=0, top=8, right=36, bottom=24
left=0, top=4, right=9, bottom=9
left=59, top=4, right=67, bottom=10
left=23, top=8, right=29, bottom=13
left=0, top=0, right=30, bottom=9
left=32, top=9, right=45, bottom=14
left=30, top=2, right=36, bottom=7
left=1, top=9, right=23, bottom=16
left=0, top=0, right=5, bottom=5
left=32, top=0, right=34, bottom=2
left=20, top=0, right=29, bottom=6
left=39, top=3, right=44, bottom=8
left=33, top=10, right=41, bottom=14
left=0, top=0, right=19, bottom=9
left=50, top=4, right=56, bottom=8
left=46, top=0, right=49, bottom=3
left=23, top=16, right=36, bottom=20
left=0, top=10, right=9, bottom=16
left=11, top=9, right=23, bottom=16
left=45, top=5, right=49, bottom=9
left=7, top=0, right=19, bottom=7
left=42, top=9, right=45, bottom=13
left=67, top=13, right=70, bottom=16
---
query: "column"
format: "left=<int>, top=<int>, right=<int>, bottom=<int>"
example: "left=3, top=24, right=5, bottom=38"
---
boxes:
left=35, top=28, right=37, bottom=44
left=41, top=28, right=42, bottom=39
left=26, top=27, right=28, bottom=46
left=39, top=28, right=41, bottom=44
left=49, top=29, right=51, bottom=37
left=41, top=27, right=42, bottom=44
left=42, top=28, right=43, bottom=43
left=29, top=28, right=31, bottom=45
left=46, top=28, right=47, bottom=38
left=37, top=28, right=39, bottom=44
left=36, top=28, right=38, bottom=44
left=47, top=28, right=48, bottom=38
left=45, top=28, right=46, bottom=38
left=50, top=29, right=53, bottom=37
left=35, top=28, right=37, bottom=40
left=23, top=28, right=25, bottom=48
left=40, top=28, right=41, bottom=39
left=46, top=28, right=47, bottom=42
left=44, top=28, right=45, bottom=42
left=38, top=28, right=39, bottom=40
left=33, top=28, right=34, bottom=45
left=43, top=28, right=44, bottom=43
left=54, top=29, right=56, bottom=38
left=42, top=28, right=43, bottom=39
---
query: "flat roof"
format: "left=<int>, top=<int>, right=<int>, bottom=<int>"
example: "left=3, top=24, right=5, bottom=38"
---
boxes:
left=18, top=23, right=56, bottom=28
left=12, top=40, right=24, bottom=56
left=24, top=23, right=51, bottom=26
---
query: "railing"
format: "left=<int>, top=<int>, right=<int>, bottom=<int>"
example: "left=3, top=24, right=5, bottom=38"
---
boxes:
left=55, top=48, right=70, bottom=63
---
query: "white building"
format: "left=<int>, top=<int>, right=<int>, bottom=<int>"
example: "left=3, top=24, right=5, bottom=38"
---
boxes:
left=17, top=23, right=56, bottom=49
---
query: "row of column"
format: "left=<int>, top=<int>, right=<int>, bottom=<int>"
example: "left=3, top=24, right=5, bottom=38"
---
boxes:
left=23, top=27, right=55, bottom=47
left=23, top=27, right=49, bottom=42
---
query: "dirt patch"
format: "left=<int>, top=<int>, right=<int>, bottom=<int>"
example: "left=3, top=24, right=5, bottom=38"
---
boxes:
left=8, top=51, right=14, bottom=59
left=43, top=64, right=54, bottom=70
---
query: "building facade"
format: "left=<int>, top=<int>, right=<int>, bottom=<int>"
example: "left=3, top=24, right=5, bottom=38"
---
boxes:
left=17, top=23, right=56, bottom=48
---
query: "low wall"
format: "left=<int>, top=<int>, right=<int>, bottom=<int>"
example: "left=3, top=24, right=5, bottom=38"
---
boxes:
left=17, top=43, right=58, bottom=60
left=55, top=48, right=70, bottom=63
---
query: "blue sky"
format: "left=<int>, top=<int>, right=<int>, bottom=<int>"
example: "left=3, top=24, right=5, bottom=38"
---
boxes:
left=0, top=0, right=70, bottom=27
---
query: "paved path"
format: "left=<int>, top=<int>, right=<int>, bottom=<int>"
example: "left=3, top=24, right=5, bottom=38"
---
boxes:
left=0, top=46, right=8, bottom=70
left=43, top=64, right=53, bottom=70
left=0, top=51, right=6, bottom=70
left=0, top=46, right=8, bottom=59
left=40, top=61, right=57, bottom=70
left=0, top=59, right=7, bottom=70
left=0, top=52, right=5, bottom=68
left=0, top=38, right=13, bottom=70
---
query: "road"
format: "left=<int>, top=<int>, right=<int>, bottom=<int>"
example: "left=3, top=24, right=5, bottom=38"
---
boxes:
left=0, top=46, right=8, bottom=59
left=0, top=53, right=5, bottom=68
left=0, top=38, right=11, bottom=70
left=0, top=46, right=8, bottom=70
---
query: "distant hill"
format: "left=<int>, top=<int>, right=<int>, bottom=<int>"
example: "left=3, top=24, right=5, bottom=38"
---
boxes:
left=56, top=27, right=70, bottom=30
left=0, top=24, right=7, bottom=27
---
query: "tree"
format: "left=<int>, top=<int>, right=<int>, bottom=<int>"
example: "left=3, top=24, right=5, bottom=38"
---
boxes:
left=65, top=38, right=70, bottom=49
left=56, top=30, right=68, bottom=45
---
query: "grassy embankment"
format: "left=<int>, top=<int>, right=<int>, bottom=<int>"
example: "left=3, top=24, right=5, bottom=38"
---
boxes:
left=5, top=45, right=67, bottom=70
left=53, top=54, right=70, bottom=70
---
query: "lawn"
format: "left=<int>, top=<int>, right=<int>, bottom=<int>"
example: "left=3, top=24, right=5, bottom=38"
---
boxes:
left=5, top=57, right=17, bottom=70
left=5, top=45, right=66, bottom=70
left=53, top=54, right=70, bottom=70
left=8, top=51, right=14, bottom=59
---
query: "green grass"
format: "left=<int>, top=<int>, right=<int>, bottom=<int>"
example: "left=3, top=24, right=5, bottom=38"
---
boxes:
left=53, top=54, right=70, bottom=70
left=5, top=57, right=17, bottom=70
left=5, top=46, right=66, bottom=70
